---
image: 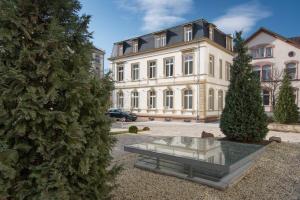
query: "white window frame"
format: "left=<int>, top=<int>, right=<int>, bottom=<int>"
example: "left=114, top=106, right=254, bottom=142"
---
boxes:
left=209, top=55, right=214, bottom=76
left=155, top=34, right=166, bottom=48
left=286, top=62, right=297, bottom=80
left=209, top=88, right=214, bottom=110
left=117, top=65, right=124, bottom=82
left=219, top=59, right=223, bottom=79
left=183, top=54, right=193, bottom=75
left=148, top=61, right=157, bottom=79
left=132, top=41, right=138, bottom=53
left=262, top=65, right=271, bottom=81
left=148, top=90, right=156, bottom=109
left=225, top=62, right=231, bottom=81
left=131, top=63, right=139, bottom=81
left=218, top=90, right=223, bottom=110
left=131, top=91, right=139, bottom=109
left=118, top=45, right=123, bottom=56
left=262, top=89, right=270, bottom=106
left=165, top=58, right=174, bottom=77
left=183, top=89, right=193, bottom=109
left=184, top=27, right=193, bottom=42
left=165, top=90, right=174, bottom=109
left=117, top=91, right=124, bottom=108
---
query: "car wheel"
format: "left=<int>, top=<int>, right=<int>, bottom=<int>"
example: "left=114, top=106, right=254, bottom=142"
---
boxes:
left=120, top=117, right=126, bottom=122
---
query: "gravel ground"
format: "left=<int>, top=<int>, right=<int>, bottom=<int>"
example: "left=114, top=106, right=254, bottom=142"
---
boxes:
left=111, top=138, right=300, bottom=200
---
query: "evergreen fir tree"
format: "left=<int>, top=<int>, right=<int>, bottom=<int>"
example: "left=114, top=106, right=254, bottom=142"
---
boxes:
left=220, top=32, right=268, bottom=142
left=0, top=0, right=120, bottom=199
left=274, top=73, right=299, bottom=123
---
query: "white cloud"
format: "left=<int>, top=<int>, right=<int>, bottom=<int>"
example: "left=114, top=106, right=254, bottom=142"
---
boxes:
left=213, top=2, right=271, bottom=34
left=117, top=0, right=193, bottom=32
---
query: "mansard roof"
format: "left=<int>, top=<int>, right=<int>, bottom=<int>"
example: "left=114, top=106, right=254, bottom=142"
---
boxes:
left=109, top=18, right=230, bottom=60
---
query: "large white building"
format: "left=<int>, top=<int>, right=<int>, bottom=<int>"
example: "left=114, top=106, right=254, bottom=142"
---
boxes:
left=109, top=19, right=233, bottom=122
left=245, top=27, right=300, bottom=112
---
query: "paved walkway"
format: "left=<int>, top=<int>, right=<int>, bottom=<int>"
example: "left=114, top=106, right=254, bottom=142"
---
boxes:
left=112, top=121, right=300, bottom=143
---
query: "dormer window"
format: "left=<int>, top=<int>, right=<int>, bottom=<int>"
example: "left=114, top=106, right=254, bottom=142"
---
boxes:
left=184, top=26, right=193, bottom=42
left=155, top=33, right=166, bottom=48
left=132, top=40, right=139, bottom=53
left=118, top=44, right=123, bottom=56
left=251, top=45, right=273, bottom=59
left=226, top=35, right=233, bottom=51
left=208, top=24, right=215, bottom=41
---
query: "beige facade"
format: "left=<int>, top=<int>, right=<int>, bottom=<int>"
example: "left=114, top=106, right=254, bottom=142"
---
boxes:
left=245, top=28, right=300, bottom=112
left=110, top=36, right=233, bottom=122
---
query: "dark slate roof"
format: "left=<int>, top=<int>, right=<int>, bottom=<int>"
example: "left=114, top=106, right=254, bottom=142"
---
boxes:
left=110, top=19, right=229, bottom=59
left=289, top=36, right=300, bottom=45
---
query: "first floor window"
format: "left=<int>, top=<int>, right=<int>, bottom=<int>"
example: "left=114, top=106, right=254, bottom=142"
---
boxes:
left=262, top=90, right=270, bottom=106
left=209, top=88, right=214, bottom=110
left=165, top=58, right=174, bottom=77
left=218, top=90, right=223, bottom=110
left=148, top=61, right=157, bottom=78
left=225, top=62, right=231, bottom=81
left=219, top=59, right=223, bottom=79
left=165, top=90, right=174, bottom=109
left=183, top=54, right=193, bottom=75
left=117, top=91, right=124, bottom=108
left=131, top=63, right=139, bottom=80
left=131, top=91, right=139, bottom=109
left=262, top=65, right=271, bottom=81
left=253, top=66, right=261, bottom=80
left=209, top=55, right=214, bottom=76
left=148, top=90, right=156, bottom=109
left=286, top=63, right=297, bottom=80
left=117, top=65, right=124, bottom=81
left=183, top=89, right=193, bottom=109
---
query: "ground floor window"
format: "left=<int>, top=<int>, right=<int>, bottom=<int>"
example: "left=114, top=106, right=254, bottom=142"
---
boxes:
left=165, top=90, right=174, bottom=109
left=218, top=90, right=223, bottom=110
left=148, top=90, right=156, bottom=109
left=117, top=91, right=124, bottom=108
left=131, top=91, right=139, bottom=109
left=209, top=88, right=214, bottom=110
left=183, top=89, right=193, bottom=109
left=262, top=89, right=270, bottom=106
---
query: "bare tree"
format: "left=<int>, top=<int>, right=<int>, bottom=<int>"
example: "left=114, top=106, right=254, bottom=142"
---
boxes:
left=262, top=67, right=283, bottom=110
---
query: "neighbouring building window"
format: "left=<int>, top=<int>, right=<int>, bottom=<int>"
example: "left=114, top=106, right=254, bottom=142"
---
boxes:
left=183, top=89, right=193, bottom=109
left=118, top=44, right=123, bottom=56
left=117, top=91, right=124, bottom=108
left=132, top=41, right=139, bottom=53
left=251, top=46, right=273, bottom=59
left=209, top=88, right=214, bottom=110
left=209, top=55, right=214, bottom=76
left=155, top=34, right=166, bottom=48
left=219, top=59, right=223, bottom=79
left=148, top=60, right=157, bottom=79
left=131, top=63, right=139, bottom=81
left=262, top=89, right=270, bottom=106
left=286, top=63, right=297, bottom=80
left=183, top=54, right=193, bottom=75
left=165, top=57, right=174, bottom=77
left=293, top=89, right=298, bottom=105
left=184, top=26, right=193, bottom=42
left=218, top=90, right=223, bottom=110
left=262, top=65, right=271, bottom=81
left=225, top=62, right=231, bottom=81
left=207, top=156, right=214, bottom=163
left=117, top=65, right=124, bottom=81
left=253, top=66, right=261, bottom=80
left=164, top=90, right=174, bottom=109
left=148, top=90, right=156, bottom=109
left=131, top=91, right=139, bottom=109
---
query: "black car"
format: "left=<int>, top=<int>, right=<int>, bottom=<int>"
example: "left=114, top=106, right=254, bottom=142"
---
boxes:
left=106, top=109, right=137, bottom=122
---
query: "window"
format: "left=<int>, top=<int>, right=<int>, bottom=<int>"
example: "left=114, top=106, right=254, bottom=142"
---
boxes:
left=165, top=58, right=174, bottom=77
left=286, top=63, right=297, bottom=80
left=253, top=66, right=261, bottom=80
left=209, top=55, right=214, bottom=76
left=131, top=91, right=139, bottom=109
left=131, top=63, right=139, bottom=81
left=209, top=89, right=214, bottom=110
left=251, top=46, right=273, bottom=59
left=117, top=91, right=124, bottom=108
left=262, top=90, right=270, bottom=106
left=132, top=41, right=138, bottom=53
left=184, top=26, right=193, bottom=42
left=148, top=61, right=157, bottom=79
left=148, top=90, right=156, bottom=109
left=219, top=59, right=223, bottom=79
left=117, top=65, right=124, bottom=81
left=118, top=44, right=123, bottom=56
left=183, top=89, right=193, bottom=109
left=225, top=62, right=231, bottom=81
left=183, top=54, right=193, bottom=75
left=262, top=65, right=271, bottom=81
left=164, top=90, right=174, bottom=109
left=293, top=89, right=298, bottom=105
left=207, top=156, right=214, bottom=163
left=155, top=34, right=166, bottom=48
left=218, top=90, right=223, bottom=110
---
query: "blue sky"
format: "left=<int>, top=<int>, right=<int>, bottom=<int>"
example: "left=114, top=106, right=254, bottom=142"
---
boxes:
left=79, top=0, right=300, bottom=71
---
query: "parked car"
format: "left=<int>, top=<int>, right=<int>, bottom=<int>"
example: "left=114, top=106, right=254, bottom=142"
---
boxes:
left=106, top=109, right=137, bottom=122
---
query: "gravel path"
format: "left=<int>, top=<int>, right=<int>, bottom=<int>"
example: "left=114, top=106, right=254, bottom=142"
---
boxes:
left=111, top=134, right=300, bottom=200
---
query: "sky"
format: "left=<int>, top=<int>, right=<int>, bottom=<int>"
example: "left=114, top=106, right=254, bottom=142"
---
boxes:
left=79, top=0, right=300, bottom=72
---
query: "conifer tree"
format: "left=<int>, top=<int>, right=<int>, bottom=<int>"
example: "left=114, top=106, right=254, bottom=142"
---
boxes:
left=220, top=32, right=268, bottom=142
left=274, top=73, right=299, bottom=123
left=0, top=0, right=119, bottom=199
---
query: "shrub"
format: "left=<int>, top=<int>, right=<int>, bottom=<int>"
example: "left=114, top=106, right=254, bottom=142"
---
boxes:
left=143, top=127, right=150, bottom=131
left=129, top=126, right=138, bottom=133
left=220, top=32, right=268, bottom=142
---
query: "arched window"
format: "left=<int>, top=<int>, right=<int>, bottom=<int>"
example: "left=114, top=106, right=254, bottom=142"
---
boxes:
left=183, top=89, right=193, bottom=109
left=131, top=91, right=139, bottom=109
left=164, top=90, right=174, bottom=109
left=262, top=65, right=271, bottom=81
left=286, top=63, right=297, bottom=80
left=117, top=91, right=124, bottom=108
left=148, top=90, right=156, bottom=109
left=209, top=89, right=214, bottom=110
left=218, top=90, right=223, bottom=110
